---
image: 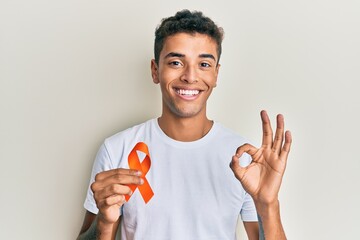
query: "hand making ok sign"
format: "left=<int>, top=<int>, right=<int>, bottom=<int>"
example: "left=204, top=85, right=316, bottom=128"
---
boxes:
left=230, top=110, right=292, bottom=205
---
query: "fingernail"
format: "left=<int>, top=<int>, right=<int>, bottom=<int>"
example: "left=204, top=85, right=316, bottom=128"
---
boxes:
left=140, top=178, right=144, bottom=185
left=136, top=171, right=142, bottom=176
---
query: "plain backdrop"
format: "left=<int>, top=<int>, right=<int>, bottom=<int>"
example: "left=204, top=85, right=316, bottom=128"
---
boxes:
left=1, top=0, right=359, bottom=239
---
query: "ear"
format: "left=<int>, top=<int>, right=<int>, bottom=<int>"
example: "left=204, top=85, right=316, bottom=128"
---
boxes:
left=151, top=59, right=159, bottom=84
left=214, top=63, right=221, bottom=88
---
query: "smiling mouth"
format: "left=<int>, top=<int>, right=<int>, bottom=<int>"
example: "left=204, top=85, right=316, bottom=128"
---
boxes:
left=175, top=88, right=201, bottom=96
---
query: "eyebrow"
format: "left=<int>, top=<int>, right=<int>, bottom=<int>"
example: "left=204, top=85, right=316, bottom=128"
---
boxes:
left=164, top=52, right=216, bottom=62
left=164, top=52, right=185, bottom=58
left=199, top=53, right=216, bottom=61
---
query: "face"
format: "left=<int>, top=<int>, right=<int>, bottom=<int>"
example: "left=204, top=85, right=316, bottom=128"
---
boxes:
left=151, top=33, right=220, bottom=119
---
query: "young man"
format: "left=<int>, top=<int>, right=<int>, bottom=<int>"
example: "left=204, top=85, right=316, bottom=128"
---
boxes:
left=78, top=10, right=292, bottom=240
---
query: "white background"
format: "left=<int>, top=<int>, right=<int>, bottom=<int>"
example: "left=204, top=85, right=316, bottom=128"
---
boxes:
left=1, top=0, right=359, bottom=239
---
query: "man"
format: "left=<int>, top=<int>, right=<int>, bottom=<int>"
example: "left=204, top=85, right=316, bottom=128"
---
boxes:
left=78, top=10, right=292, bottom=240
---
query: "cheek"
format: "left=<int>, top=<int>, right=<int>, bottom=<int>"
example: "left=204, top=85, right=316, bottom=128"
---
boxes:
left=203, top=74, right=218, bottom=88
left=160, top=70, right=180, bottom=84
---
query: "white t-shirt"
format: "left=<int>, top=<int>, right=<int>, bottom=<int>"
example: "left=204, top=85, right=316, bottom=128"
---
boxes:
left=84, top=119, right=258, bottom=240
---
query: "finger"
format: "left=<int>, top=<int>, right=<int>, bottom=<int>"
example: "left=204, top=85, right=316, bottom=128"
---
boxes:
left=236, top=143, right=263, bottom=166
left=230, top=144, right=254, bottom=179
left=95, top=168, right=142, bottom=181
left=230, top=154, right=245, bottom=180
left=91, top=173, right=144, bottom=193
left=279, top=130, right=292, bottom=161
left=261, top=110, right=273, bottom=149
left=94, top=184, right=133, bottom=201
left=272, top=114, right=285, bottom=154
left=230, top=143, right=259, bottom=180
left=235, top=143, right=258, bottom=158
left=98, top=194, right=126, bottom=209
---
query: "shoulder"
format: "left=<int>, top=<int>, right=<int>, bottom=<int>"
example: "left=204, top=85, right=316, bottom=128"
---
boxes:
left=100, top=119, right=155, bottom=161
left=213, top=122, right=250, bottom=145
left=103, top=119, right=154, bottom=148
left=212, top=122, right=254, bottom=166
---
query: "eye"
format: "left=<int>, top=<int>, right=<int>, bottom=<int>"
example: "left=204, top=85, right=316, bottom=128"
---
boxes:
left=200, top=62, right=211, bottom=68
left=169, top=61, right=182, bottom=66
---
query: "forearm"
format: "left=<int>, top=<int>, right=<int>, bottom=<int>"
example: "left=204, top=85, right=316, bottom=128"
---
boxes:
left=255, top=200, right=286, bottom=240
left=77, top=216, right=117, bottom=240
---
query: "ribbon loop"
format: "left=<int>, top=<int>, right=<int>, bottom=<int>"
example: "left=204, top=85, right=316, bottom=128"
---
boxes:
left=125, top=142, right=154, bottom=203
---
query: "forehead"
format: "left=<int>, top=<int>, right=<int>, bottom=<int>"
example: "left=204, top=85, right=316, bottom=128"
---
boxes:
left=160, top=33, right=218, bottom=60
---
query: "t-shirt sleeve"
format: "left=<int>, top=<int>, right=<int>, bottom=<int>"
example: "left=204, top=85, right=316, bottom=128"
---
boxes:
left=83, top=143, right=113, bottom=214
left=240, top=192, right=258, bottom=222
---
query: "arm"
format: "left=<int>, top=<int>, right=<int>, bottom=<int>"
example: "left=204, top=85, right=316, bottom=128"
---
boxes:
left=77, top=169, right=144, bottom=240
left=243, top=221, right=259, bottom=240
left=77, top=211, right=97, bottom=239
left=77, top=211, right=120, bottom=240
left=230, top=110, right=292, bottom=240
left=255, top=201, right=285, bottom=240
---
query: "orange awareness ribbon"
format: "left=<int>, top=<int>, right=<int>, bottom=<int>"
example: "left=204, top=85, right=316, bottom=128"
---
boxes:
left=125, top=142, right=154, bottom=203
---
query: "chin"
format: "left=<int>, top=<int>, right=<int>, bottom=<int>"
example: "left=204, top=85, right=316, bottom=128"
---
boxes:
left=164, top=100, right=205, bottom=119
left=175, top=112, right=199, bottom=118
left=171, top=107, right=203, bottom=118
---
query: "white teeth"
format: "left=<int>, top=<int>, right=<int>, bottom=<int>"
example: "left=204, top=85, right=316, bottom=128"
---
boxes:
left=176, top=89, right=200, bottom=96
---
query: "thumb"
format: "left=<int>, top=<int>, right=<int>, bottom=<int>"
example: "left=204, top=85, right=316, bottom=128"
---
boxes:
left=230, top=143, right=258, bottom=180
left=230, top=154, right=245, bottom=181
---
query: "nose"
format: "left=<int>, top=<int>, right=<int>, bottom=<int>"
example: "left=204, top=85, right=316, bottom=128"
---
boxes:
left=180, top=65, right=198, bottom=83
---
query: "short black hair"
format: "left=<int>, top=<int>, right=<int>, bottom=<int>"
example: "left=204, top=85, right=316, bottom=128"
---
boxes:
left=154, top=10, right=224, bottom=65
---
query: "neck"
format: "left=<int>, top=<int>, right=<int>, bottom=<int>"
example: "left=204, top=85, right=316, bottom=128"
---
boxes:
left=158, top=113, right=213, bottom=142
